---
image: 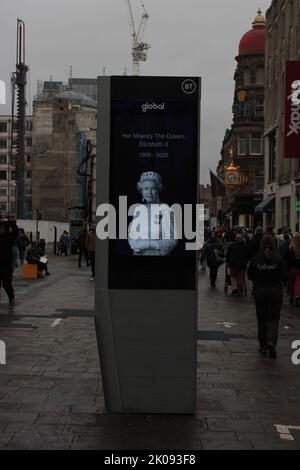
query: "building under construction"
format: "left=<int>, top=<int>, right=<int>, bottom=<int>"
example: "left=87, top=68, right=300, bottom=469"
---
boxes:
left=31, top=82, right=97, bottom=223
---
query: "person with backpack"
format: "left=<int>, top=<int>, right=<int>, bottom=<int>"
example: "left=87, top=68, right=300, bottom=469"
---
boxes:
left=247, top=234, right=287, bottom=358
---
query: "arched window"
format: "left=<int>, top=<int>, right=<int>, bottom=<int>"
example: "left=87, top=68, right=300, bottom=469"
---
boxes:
left=243, top=68, right=251, bottom=85
left=256, top=66, right=264, bottom=84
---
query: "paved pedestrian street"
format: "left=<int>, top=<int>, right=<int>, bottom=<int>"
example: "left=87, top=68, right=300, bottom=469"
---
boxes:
left=0, top=256, right=300, bottom=450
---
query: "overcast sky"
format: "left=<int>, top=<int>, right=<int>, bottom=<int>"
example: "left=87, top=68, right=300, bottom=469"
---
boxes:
left=0, top=0, right=271, bottom=184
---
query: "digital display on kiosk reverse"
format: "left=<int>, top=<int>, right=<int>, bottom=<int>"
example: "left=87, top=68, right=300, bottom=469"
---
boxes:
left=109, top=98, right=198, bottom=289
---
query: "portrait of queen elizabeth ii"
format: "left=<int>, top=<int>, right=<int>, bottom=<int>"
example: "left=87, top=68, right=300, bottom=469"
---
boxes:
left=128, top=171, right=178, bottom=256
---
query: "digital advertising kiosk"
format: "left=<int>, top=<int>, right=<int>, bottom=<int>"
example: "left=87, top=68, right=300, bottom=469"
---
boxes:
left=95, top=76, right=201, bottom=413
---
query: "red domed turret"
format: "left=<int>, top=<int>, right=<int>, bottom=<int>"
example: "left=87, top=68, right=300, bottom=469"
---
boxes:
left=239, top=9, right=266, bottom=55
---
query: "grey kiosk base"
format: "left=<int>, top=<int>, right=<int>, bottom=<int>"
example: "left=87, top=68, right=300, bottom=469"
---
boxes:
left=95, top=76, right=200, bottom=414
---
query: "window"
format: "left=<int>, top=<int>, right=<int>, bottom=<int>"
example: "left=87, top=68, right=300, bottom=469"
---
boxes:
left=0, top=188, right=7, bottom=196
left=11, top=171, right=16, bottom=180
left=238, top=134, right=248, bottom=155
left=0, top=140, right=7, bottom=148
left=0, top=122, right=7, bottom=133
left=250, top=133, right=262, bottom=154
left=268, top=131, right=276, bottom=182
left=238, top=133, right=262, bottom=155
left=0, top=170, right=7, bottom=180
left=255, top=66, right=264, bottom=84
left=0, top=203, right=7, bottom=212
left=255, top=96, right=264, bottom=117
left=254, top=176, right=264, bottom=193
left=243, top=68, right=251, bottom=85
left=0, top=156, right=7, bottom=164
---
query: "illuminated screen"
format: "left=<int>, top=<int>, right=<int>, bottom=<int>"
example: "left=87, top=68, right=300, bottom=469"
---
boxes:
left=109, top=89, right=199, bottom=289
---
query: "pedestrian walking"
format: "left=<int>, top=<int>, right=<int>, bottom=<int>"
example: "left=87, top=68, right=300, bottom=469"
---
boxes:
left=247, top=234, right=287, bottom=358
left=247, top=226, right=263, bottom=260
left=7, top=214, right=19, bottom=270
left=285, top=233, right=300, bottom=306
left=0, top=219, right=19, bottom=307
left=86, top=225, right=96, bottom=280
left=17, top=228, right=30, bottom=265
left=201, top=234, right=225, bottom=288
left=226, top=234, right=248, bottom=295
left=78, top=228, right=90, bottom=268
left=61, top=231, right=70, bottom=256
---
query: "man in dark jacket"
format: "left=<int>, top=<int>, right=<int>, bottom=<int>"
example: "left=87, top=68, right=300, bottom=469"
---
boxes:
left=201, top=235, right=225, bottom=288
left=247, top=226, right=264, bottom=260
left=226, top=234, right=248, bottom=295
left=0, top=219, right=19, bottom=307
left=78, top=229, right=90, bottom=268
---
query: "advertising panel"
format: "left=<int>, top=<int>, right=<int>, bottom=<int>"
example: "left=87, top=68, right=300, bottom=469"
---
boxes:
left=285, top=61, right=300, bottom=158
left=108, top=77, right=200, bottom=289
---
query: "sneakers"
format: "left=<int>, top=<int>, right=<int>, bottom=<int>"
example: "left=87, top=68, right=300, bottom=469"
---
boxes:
left=267, top=344, right=277, bottom=359
left=9, top=299, right=15, bottom=309
left=90, top=277, right=95, bottom=281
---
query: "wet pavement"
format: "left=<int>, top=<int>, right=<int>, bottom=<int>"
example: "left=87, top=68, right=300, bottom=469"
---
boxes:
left=0, top=255, right=300, bottom=450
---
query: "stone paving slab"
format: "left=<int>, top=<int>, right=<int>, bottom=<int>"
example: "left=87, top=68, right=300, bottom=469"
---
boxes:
left=0, top=258, right=300, bottom=449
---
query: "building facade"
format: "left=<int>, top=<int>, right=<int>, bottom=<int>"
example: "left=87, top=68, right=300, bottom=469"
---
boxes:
left=31, top=85, right=97, bottom=223
left=0, top=115, right=32, bottom=218
left=217, top=11, right=266, bottom=228
left=264, top=0, right=300, bottom=231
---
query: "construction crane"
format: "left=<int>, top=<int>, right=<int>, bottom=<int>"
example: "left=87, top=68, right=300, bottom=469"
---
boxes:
left=10, top=19, right=28, bottom=219
left=125, top=0, right=150, bottom=75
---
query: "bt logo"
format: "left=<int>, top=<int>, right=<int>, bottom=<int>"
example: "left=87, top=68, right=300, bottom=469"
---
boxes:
left=181, top=79, right=196, bottom=95
left=0, top=80, right=6, bottom=105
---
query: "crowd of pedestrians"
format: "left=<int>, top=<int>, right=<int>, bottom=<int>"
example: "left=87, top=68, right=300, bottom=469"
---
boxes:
left=0, top=216, right=97, bottom=309
left=200, top=224, right=298, bottom=359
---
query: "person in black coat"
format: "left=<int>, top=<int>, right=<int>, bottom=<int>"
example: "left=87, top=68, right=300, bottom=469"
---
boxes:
left=226, top=234, right=248, bottom=295
left=247, top=226, right=264, bottom=260
left=201, top=235, right=225, bottom=288
left=247, top=234, right=287, bottom=358
left=77, top=229, right=90, bottom=268
left=0, top=219, right=19, bottom=307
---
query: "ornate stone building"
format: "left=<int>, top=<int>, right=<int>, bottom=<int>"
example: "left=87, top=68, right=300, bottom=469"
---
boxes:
left=264, top=0, right=300, bottom=231
left=217, top=10, right=266, bottom=228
